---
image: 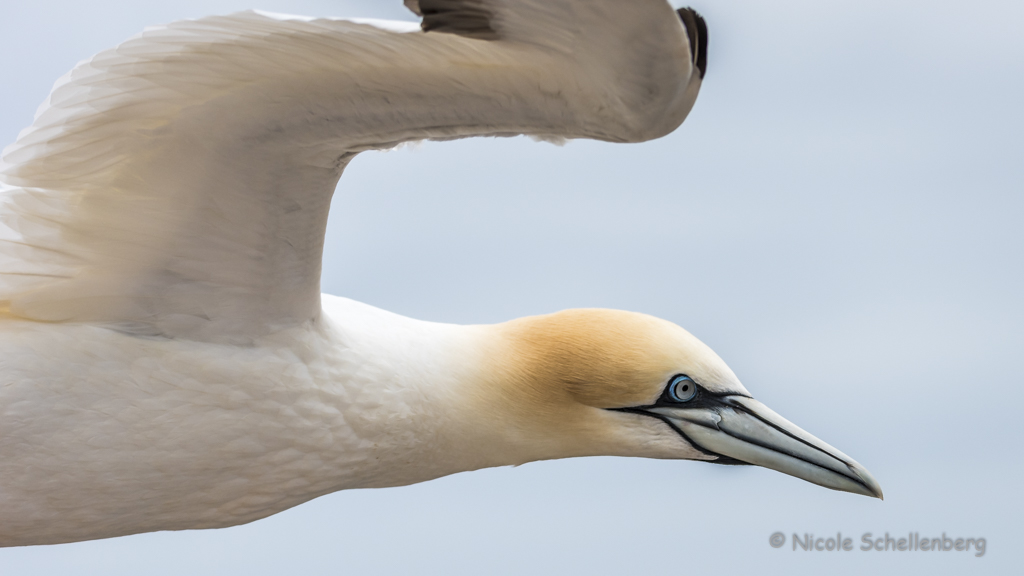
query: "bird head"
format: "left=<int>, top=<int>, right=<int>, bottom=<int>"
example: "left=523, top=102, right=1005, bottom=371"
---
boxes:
left=471, top=309, right=882, bottom=499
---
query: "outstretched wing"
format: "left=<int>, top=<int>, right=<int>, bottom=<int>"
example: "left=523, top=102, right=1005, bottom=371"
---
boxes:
left=0, top=12, right=383, bottom=344
left=0, top=2, right=705, bottom=344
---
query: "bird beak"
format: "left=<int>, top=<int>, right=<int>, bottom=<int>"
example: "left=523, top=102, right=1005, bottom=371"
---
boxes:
left=647, top=396, right=883, bottom=499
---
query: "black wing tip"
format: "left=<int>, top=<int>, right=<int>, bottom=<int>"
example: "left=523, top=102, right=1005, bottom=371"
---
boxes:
left=676, top=7, right=708, bottom=79
left=415, top=0, right=499, bottom=41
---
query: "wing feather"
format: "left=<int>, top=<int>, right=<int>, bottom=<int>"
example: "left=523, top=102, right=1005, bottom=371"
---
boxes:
left=0, top=3, right=706, bottom=343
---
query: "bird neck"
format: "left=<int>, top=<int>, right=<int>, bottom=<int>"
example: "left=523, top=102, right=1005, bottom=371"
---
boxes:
left=317, top=296, right=594, bottom=489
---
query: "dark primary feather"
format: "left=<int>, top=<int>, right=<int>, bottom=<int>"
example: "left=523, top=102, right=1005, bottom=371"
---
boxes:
left=676, top=7, right=708, bottom=78
left=403, top=0, right=423, bottom=16
left=415, top=0, right=499, bottom=41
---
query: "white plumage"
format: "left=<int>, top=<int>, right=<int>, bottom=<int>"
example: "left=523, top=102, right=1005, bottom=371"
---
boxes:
left=0, top=5, right=698, bottom=342
left=0, top=0, right=879, bottom=547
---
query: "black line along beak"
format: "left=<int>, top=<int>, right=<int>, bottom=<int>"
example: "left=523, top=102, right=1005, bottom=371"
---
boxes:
left=619, top=395, right=883, bottom=499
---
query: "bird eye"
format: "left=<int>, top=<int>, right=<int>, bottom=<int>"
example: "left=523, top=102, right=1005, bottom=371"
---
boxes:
left=668, top=375, right=697, bottom=402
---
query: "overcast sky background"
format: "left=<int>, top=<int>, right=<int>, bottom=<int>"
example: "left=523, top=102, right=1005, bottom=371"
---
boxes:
left=1, top=0, right=1021, bottom=574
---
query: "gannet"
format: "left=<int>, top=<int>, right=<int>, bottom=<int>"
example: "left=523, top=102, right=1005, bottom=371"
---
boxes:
left=0, top=0, right=881, bottom=547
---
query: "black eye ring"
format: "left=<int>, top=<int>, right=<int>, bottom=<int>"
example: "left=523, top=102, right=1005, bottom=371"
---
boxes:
left=667, top=375, right=697, bottom=403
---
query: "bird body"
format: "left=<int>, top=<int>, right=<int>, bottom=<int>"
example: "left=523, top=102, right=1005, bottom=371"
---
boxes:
left=0, top=296, right=742, bottom=546
left=0, top=1, right=879, bottom=548
left=0, top=296, right=484, bottom=545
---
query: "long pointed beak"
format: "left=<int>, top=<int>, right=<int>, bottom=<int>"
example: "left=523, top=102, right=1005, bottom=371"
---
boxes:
left=649, top=396, right=883, bottom=499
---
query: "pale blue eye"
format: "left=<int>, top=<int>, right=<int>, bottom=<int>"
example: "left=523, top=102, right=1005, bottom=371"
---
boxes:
left=668, top=375, right=697, bottom=402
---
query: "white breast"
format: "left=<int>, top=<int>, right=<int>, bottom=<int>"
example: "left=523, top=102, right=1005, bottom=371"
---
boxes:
left=0, top=295, right=489, bottom=545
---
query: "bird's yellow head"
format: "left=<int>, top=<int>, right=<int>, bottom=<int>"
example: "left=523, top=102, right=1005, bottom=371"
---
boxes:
left=465, top=308, right=882, bottom=498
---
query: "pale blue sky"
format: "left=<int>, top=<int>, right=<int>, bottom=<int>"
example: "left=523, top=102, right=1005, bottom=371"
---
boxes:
left=1, top=1, right=1022, bottom=574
